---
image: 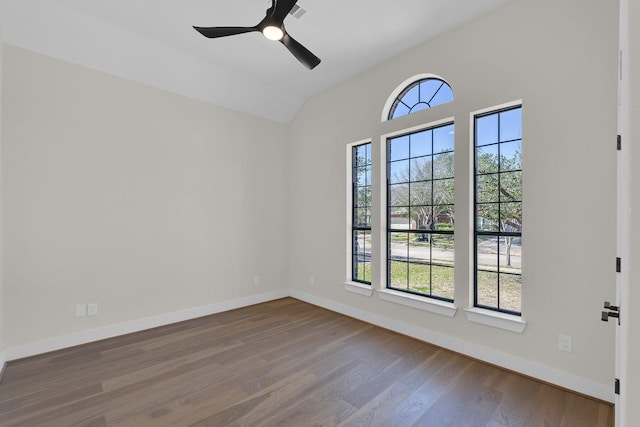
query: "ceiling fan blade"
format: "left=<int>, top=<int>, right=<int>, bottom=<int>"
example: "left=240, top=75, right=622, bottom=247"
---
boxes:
left=280, top=32, right=321, bottom=70
left=271, top=0, right=298, bottom=23
left=193, top=26, right=257, bottom=39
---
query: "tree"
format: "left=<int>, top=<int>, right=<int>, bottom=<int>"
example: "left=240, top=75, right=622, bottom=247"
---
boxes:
left=476, top=148, right=522, bottom=267
left=391, top=151, right=455, bottom=238
left=354, top=149, right=372, bottom=227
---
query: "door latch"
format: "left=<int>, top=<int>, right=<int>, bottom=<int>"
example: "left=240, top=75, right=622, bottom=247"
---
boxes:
left=601, top=301, right=620, bottom=325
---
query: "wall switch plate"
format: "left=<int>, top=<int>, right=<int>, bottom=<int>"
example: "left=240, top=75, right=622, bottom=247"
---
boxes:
left=253, top=275, right=260, bottom=285
left=87, top=303, right=98, bottom=316
left=309, top=276, right=315, bottom=286
left=75, top=304, right=87, bottom=318
left=558, top=334, right=572, bottom=352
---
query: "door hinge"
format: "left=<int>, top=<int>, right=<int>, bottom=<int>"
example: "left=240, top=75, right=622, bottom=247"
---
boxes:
left=617, top=135, right=622, bottom=151
left=615, top=378, right=620, bottom=395
left=616, top=257, right=622, bottom=273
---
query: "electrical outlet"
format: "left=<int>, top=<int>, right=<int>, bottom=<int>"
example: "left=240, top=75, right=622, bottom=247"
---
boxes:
left=87, top=303, right=98, bottom=316
left=75, top=304, right=87, bottom=318
left=253, top=275, right=260, bottom=286
left=309, top=276, right=315, bottom=286
left=558, top=334, right=572, bottom=352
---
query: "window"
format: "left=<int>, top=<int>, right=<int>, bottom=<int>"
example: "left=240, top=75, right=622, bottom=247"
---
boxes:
left=355, top=73, right=524, bottom=325
left=388, top=77, right=454, bottom=120
left=352, top=142, right=372, bottom=284
left=387, top=122, right=455, bottom=300
left=474, top=106, right=522, bottom=315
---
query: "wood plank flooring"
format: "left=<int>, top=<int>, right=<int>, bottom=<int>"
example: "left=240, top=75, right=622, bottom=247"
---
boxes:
left=0, top=298, right=613, bottom=426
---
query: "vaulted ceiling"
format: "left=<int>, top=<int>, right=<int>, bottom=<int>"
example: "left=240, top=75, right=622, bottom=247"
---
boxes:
left=0, top=0, right=513, bottom=123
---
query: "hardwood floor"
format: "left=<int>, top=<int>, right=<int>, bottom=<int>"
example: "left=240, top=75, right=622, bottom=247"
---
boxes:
left=0, top=298, right=613, bottom=426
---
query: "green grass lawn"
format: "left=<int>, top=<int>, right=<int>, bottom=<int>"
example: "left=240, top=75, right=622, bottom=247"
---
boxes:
left=476, top=270, right=521, bottom=312
left=389, top=261, right=454, bottom=300
left=355, top=260, right=521, bottom=312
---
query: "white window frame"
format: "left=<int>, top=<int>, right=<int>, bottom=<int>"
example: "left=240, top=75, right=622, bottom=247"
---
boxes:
left=379, top=119, right=457, bottom=317
left=381, top=73, right=454, bottom=122
left=345, top=139, right=374, bottom=296
left=465, top=100, right=527, bottom=333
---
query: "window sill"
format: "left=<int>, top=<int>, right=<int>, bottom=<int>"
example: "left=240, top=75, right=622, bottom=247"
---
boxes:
left=344, top=281, right=374, bottom=297
left=377, top=289, right=457, bottom=317
left=464, top=308, right=527, bottom=333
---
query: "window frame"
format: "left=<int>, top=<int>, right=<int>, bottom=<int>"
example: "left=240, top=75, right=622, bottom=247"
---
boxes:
left=382, top=74, right=454, bottom=122
left=472, top=103, right=523, bottom=316
left=384, top=119, right=456, bottom=302
left=345, top=140, right=374, bottom=295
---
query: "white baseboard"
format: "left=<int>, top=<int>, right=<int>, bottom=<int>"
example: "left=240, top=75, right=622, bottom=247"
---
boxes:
left=4, top=290, right=289, bottom=362
left=290, top=289, right=614, bottom=403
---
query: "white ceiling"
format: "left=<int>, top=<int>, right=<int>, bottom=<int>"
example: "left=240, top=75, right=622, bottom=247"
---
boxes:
left=0, top=0, right=512, bottom=123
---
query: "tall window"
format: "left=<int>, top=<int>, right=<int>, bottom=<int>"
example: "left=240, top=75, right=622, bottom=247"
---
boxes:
left=387, top=123, right=455, bottom=300
left=352, top=142, right=372, bottom=284
left=474, top=106, right=522, bottom=314
left=388, top=77, right=454, bottom=120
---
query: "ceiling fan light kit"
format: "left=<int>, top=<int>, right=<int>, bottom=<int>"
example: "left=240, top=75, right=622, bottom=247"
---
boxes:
left=194, top=0, right=321, bottom=70
left=262, top=25, right=284, bottom=41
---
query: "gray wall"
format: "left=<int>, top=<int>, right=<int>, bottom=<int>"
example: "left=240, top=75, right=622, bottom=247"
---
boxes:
left=288, top=0, right=618, bottom=392
left=2, top=46, right=290, bottom=348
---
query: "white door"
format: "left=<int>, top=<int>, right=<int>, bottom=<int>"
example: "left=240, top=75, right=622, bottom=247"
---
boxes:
left=615, top=1, right=625, bottom=424
left=615, top=0, right=634, bottom=425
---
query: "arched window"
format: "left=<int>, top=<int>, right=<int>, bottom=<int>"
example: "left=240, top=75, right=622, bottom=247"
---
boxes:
left=386, top=76, right=454, bottom=120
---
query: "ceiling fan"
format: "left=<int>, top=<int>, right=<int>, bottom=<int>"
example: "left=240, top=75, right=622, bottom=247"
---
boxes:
left=193, top=0, right=321, bottom=70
